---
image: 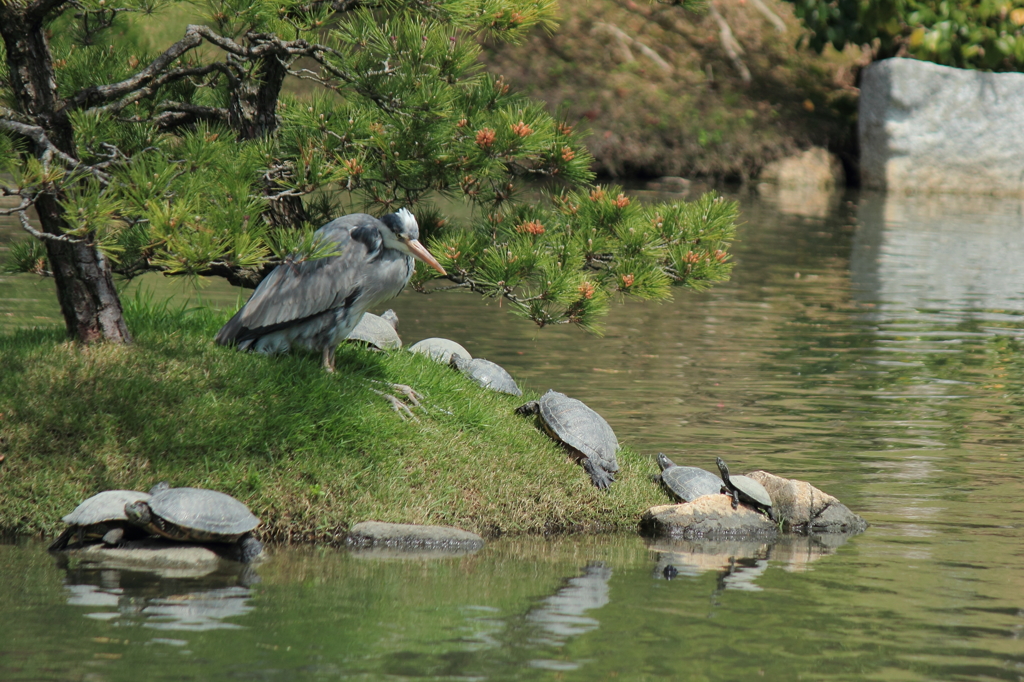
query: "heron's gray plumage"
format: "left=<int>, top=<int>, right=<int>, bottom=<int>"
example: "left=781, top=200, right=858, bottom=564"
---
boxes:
left=215, top=209, right=439, bottom=370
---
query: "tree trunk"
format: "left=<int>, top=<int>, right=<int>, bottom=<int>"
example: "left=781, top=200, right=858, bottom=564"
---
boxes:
left=36, top=196, right=132, bottom=343
left=227, top=49, right=309, bottom=229
left=0, top=6, right=131, bottom=344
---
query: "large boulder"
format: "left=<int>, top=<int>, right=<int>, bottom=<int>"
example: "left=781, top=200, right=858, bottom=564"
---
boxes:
left=859, top=58, right=1024, bottom=196
left=758, top=147, right=844, bottom=190
left=756, top=147, right=844, bottom=218
left=745, top=471, right=867, bottom=534
left=640, top=494, right=779, bottom=540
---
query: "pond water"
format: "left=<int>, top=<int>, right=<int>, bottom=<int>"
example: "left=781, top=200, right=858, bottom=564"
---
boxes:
left=2, top=190, right=1024, bottom=681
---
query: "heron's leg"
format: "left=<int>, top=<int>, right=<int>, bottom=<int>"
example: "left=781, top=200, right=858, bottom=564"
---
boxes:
left=370, top=387, right=420, bottom=422
left=322, top=346, right=336, bottom=373
left=389, top=384, right=423, bottom=407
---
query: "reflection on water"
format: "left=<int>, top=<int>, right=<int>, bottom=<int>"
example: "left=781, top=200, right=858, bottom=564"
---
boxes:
left=852, top=193, right=1024, bottom=321
left=525, top=562, right=610, bottom=671
left=3, top=190, right=1024, bottom=680
left=650, top=534, right=854, bottom=593
left=62, top=566, right=256, bottom=631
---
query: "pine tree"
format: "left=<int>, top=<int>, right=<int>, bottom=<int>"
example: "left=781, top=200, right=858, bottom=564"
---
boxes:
left=0, top=0, right=736, bottom=342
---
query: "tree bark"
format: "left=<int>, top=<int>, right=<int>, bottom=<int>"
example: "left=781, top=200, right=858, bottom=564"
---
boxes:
left=0, top=6, right=131, bottom=344
left=227, top=48, right=309, bottom=229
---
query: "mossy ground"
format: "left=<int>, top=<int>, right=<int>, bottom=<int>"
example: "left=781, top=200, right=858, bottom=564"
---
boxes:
left=0, top=297, right=668, bottom=542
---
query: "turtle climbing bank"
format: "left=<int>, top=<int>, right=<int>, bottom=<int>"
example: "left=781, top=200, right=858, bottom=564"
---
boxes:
left=517, top=390, right=620, bottom=489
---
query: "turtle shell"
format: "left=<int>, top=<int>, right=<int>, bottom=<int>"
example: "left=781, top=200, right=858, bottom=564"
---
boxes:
left=410, top=337, right=471, bottom=364
left=656, top=455, right=723, bottom=502
left=148, top=487, right=259, bottom=542
left=346, top=312, right=401, bottom=350
left=537, top=390, right=619, bottom=473
left=729, top=474, right=772, bottom=509
left=459, top=357, right=522, bottom=396
left=62, top=490, right=151, bottom=526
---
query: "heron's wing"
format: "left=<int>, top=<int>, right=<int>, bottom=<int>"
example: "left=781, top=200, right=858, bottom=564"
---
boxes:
left=224, top=214, right=386, bottom=337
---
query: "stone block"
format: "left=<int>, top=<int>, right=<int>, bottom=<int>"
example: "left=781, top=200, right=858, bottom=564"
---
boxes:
left=859, top=58, right=1024, bottom=195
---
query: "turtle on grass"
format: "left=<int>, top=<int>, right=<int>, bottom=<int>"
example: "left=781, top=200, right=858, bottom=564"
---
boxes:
left=409, top=337, right=471, bottom=365
left=450, top=354, right=522, bottom=396
left=516, top=390, right=619, bottom=489
left=346, top=310, right=401, bottom=350
left=125, top=485, right=263, bottom=562
left=716, top=457, right=774, bottom=521
left=49, top=489, right=152, bottom=551
left=655, top=454, right=723, bottom=502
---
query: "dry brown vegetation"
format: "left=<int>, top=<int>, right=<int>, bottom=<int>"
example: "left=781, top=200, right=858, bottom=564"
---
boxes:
left=480, top=0, right=865, bottom=181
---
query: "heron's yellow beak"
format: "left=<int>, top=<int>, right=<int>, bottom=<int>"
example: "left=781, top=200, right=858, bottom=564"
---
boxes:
left=406, top=238, right=447, bottom=276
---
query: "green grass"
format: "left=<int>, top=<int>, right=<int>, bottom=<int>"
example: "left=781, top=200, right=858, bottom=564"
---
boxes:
left=0, top=296, right=667, bottom=542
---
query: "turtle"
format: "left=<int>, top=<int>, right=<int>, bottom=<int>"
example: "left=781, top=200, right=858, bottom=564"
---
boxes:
left=124, top=486, right=263, bottom=562
left=49, top=489, right=152, bottom=551
left=716, top=457, right=774, bottom=521
left=656, top=454, right=724, bottom=502
left=409, top=337, right=471, bottom=365
left=516, top=389, right=620, bottom=489
left=450, top=354, right=522, bottom=396
left=345, top=310, right=402, bottom=350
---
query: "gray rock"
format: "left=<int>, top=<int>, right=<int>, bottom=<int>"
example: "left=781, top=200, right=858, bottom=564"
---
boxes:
left=745, top=471, right=867, bottom=534
left=860, top=58, right=1024, bottom=196
left=67, top=541, right=224, bottom=577
left=640, top=495, right=779, bottom=540
left=63, top=537, right=265, bottom=575
left=346, top=521, right=484, bottom=552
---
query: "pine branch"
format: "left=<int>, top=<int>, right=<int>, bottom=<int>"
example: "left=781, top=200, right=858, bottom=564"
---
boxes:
left=125, top=102, right=230, bottom=131
left=0, top=193, right=34, bottom=217
left=64, top=26, right=206, bottom=110
left=18, top=209, right=84, bottom=243
left=0, top=116, right=107, bottom=182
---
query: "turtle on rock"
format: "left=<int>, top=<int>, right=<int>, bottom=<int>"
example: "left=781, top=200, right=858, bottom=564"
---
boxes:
left=516, top=390, right=619, bottom=489
left=655, top=454, right=724, bottom=503
left=125, top=484, right=264, bottom=563
left=716, top=457, right=775, bottom=521
left=49, top=489, right=153, bottom=551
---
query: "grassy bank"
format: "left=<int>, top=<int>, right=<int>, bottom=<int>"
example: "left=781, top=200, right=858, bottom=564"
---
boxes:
left=0, top=298, right=668, bottom=542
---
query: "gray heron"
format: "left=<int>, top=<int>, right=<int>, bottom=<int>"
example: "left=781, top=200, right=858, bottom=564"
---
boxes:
left=215, top=208, right=446, bottom=373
